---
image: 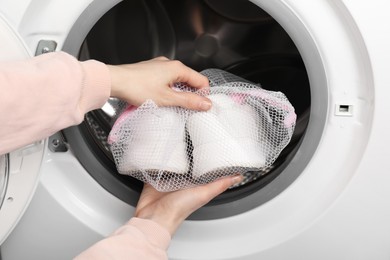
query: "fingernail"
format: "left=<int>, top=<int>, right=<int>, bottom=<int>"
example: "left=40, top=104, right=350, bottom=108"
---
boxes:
left=231, top=175, right=243, bottom=185
left=200, top=101, right=212, bottom=110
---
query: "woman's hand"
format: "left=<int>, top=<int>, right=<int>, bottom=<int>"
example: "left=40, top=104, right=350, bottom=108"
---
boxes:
left=107, top=57, right=212, bottom=111
left=134, top=175, right=243, bottom=236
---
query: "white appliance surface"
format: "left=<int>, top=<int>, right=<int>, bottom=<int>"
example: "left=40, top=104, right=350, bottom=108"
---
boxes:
left=0, top=0, right=389, bottom=259
left=0, top=12, right=42, bottom=246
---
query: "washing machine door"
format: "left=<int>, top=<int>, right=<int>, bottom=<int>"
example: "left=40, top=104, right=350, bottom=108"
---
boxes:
left=0, top=14, right=44, bottom=245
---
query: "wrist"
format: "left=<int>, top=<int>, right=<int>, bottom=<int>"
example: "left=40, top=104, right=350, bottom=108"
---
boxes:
left=78, top=60, right=111, bottom=112
left=107, top=65, right=121, bottom=98
left=135, top=209, right=182, bottom=236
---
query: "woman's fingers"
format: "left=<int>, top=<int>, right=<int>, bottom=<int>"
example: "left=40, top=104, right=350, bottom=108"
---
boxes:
left=190, top=175, right=244, bottom=207
left=166, top=90, right=212, bottom=111
left=167, top=60, right=209, bottom=90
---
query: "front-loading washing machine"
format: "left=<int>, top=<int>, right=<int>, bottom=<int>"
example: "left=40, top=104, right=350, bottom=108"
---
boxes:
left=0, top=0, right=389, bottom=259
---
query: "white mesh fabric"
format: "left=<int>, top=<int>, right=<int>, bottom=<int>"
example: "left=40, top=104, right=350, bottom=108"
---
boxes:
left=108, top=69, right=296, bottom=191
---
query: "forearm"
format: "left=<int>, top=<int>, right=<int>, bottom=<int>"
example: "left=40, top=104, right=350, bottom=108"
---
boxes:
left=0, top=51, right=110, bottom=154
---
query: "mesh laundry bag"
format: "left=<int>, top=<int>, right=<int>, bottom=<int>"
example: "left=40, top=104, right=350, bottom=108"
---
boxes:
left=108, top=69, right=296, bottom=192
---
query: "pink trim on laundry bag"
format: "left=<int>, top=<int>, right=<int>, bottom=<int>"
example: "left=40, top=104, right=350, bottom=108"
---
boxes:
left=108, top=105, right=137, bottom=144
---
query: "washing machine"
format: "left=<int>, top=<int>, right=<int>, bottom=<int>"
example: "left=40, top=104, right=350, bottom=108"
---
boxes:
left=0, top=0, right=389, bottom=259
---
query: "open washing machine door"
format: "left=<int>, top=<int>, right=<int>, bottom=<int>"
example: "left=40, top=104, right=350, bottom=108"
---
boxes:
left=1, top=0, right=390, bottom=259
left=0, top=14, right=44, bottom=245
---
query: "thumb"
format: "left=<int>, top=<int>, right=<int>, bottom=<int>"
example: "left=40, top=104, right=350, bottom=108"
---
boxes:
left=168, top=91, right=212, bottom=111
left=191, top=175, right=244, bottom=207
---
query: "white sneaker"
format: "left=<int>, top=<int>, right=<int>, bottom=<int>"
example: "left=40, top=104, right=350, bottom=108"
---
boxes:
left=114, top=102, right=189, bottom=175
left=187, top=94, right=266, bottom=178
